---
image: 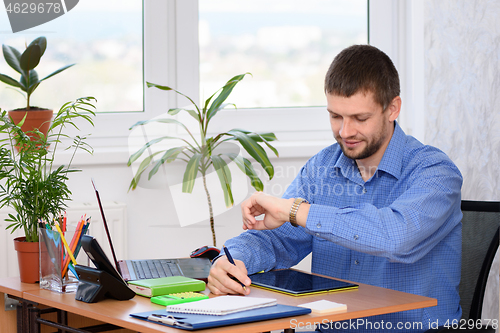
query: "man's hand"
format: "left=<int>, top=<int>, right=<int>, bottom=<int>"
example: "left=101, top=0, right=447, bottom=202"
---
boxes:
left=207, top=256, right=251, bottom=295
left=241, top=192, right=295, bottom=230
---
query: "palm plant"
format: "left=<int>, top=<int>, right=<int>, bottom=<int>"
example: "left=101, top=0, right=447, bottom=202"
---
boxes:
left=0, top=97, right=96, bottom=242
left=128, top=74, right=278, bottom=246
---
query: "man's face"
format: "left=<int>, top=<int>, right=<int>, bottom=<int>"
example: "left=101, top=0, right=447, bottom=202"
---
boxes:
left=327, top=91, right=395, bottom=161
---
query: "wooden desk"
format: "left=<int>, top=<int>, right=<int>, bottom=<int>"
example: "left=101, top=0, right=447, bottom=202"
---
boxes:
left=1, top=276, right=437, bottom=333
left=0, top=277, right=41, bottom=333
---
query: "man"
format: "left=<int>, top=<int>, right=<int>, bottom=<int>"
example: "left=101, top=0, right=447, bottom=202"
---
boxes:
left=208, top=45, right=462, bottom=332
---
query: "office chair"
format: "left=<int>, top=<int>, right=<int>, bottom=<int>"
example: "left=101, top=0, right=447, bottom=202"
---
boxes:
left=428, top=200, right=500, bottom=332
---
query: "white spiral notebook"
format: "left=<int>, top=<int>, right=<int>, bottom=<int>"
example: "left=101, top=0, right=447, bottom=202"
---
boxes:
left=166, top=296, right=277, bottom=316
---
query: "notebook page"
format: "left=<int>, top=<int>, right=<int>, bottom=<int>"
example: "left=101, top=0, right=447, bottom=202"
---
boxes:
left=166, top=296, right=277, bottom=316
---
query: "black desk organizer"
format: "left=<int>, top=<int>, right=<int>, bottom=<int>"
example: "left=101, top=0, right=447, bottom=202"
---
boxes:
left=75, top=235, right=135, bottom=303
left=75, top=265, right=135, bottom=303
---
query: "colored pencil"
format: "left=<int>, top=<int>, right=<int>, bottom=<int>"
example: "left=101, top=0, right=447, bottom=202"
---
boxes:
left=61, top=220, right=82, bottom=277
left=54, top=223, right=77, bottom=267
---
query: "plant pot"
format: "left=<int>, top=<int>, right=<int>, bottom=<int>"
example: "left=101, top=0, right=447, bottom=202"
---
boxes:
left=14, top=236, right=40, bottom=283
left=8, top=108, right=53, bottom=140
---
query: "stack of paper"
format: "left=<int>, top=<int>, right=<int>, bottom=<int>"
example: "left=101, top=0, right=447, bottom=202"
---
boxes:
left=298, top=300, right=347, bottom=314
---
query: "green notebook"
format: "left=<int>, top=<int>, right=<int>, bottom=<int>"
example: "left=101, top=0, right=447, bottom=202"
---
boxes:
left=128, top=276, right=206, bottom=297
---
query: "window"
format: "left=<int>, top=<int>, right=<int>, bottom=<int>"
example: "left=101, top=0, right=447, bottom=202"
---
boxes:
left=1, top=1, right=416, bottom=161
left=0, top=0, right=143, bottom=113
left=199, top=0, right=368, bottom=108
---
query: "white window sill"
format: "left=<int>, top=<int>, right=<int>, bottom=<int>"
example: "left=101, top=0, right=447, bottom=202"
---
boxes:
left=53, top=106, right=334, bottom=166
left=59, top=139, right=333, bottom=167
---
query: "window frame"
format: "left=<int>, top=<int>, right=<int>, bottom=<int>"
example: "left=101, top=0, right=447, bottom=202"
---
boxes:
left=72, top=0, right=423, bottom=165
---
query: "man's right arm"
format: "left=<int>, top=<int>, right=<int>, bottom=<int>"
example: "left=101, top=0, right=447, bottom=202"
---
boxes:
left=207, top=157, right=319, bottom=295
left=207, top=224, right=313, bottom=295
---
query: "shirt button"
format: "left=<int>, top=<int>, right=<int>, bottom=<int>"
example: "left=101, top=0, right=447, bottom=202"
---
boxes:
left=362, top=187, right=367, bottom=194
left=316, top=223, right=321, bottom=228
left=354, top=235, right=359, bottom=240
left=315, top=233, right=320, bottom=237
left=355, top=260, right=360, bottom=265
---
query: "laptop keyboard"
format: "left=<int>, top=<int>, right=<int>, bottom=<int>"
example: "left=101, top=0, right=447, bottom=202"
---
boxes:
left=132, top=260, right=182, bottom=279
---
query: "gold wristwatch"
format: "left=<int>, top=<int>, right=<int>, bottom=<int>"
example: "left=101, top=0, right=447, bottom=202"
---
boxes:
left=289, top=198, right=308, bottom=227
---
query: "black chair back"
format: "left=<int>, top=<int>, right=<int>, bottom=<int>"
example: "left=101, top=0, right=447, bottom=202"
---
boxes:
left=459, top=200, right=500, bottom=321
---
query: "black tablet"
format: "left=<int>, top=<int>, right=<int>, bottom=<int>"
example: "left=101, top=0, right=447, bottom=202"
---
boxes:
left=249, top=269, right=358, bottom=296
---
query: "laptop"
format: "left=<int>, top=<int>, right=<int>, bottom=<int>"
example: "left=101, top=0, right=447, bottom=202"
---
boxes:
left=91, top=179, right=212, bottom=281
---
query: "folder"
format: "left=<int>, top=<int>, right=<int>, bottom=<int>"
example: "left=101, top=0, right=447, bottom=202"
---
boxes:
left=130, top=304, right=311, bottom=330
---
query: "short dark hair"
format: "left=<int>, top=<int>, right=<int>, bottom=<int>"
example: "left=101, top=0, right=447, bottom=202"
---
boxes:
left=324, top=44, right=400, bottom=110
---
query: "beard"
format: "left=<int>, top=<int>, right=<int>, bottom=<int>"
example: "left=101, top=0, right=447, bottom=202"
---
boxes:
left=335, top=124, right=388, bottom=160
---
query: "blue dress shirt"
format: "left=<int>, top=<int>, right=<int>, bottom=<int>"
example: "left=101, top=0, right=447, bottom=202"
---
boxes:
left=225, top=122, right=463, bottom=332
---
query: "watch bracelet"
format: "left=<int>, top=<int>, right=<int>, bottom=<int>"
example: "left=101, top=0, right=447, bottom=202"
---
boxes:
left=289, top=198, right=307, bottom=227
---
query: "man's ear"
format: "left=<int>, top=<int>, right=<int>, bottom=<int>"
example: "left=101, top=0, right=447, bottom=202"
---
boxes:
left=387, top=96, right=401, bottom=121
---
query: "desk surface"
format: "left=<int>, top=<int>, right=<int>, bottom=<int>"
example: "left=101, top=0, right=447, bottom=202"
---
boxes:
left=0, top=276, right=437, bottom=333
left=0, top=277, right=40, bottom=298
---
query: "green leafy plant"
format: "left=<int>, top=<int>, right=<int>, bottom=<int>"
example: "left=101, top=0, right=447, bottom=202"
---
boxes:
left=0, top=97, right=96, bottom=242
left=0, top=36, right=75, bottom=110
left=128, top=74, right=278, bottom=246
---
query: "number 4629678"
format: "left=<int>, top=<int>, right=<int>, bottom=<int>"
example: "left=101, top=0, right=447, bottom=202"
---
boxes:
left=444, top=319, right=498, bottom=330
left=5, top=2, right=62, bottom=14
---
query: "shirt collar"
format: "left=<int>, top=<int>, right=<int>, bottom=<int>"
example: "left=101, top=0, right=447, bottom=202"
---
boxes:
left=377, top=121, right=404, bottom=180
left=333, top=121, right=405, bottom=181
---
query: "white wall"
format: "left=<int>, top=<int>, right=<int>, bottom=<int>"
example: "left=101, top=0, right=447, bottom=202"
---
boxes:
left=424, top=0, right=500, bottom=325
left=424, top=0, right=500, bottom=201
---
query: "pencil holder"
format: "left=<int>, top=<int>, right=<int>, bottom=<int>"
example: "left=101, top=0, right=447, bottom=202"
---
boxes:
left=39, top=226, right=87, bottom=293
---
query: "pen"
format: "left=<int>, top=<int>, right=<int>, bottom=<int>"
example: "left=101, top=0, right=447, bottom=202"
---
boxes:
left=223, top=245, right=247, bottom=291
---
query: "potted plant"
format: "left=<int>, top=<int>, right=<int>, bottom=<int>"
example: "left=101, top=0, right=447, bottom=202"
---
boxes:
left=127, top=73, right=278, bottom=247
left=0, top=97, right=96, bottom=283
left=0, top=36, right=75, bottom=140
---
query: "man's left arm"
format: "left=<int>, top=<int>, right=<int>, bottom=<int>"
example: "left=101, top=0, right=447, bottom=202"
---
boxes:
left=242, top=161, right=463, bottom=264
